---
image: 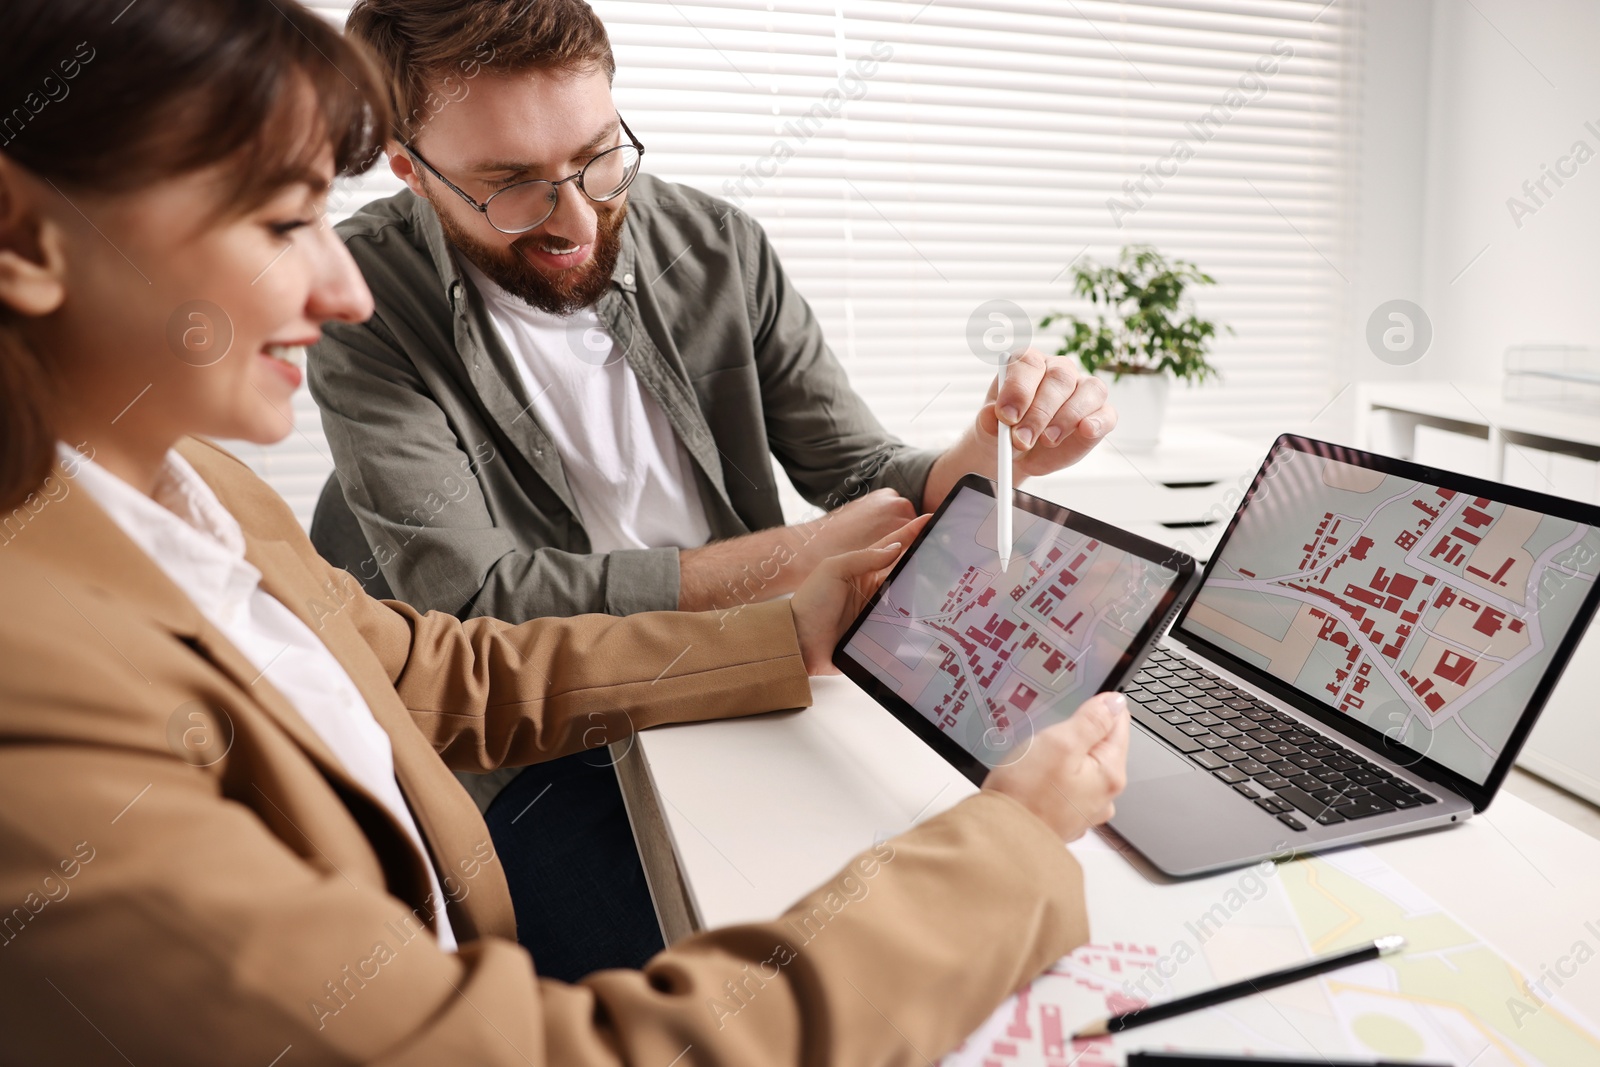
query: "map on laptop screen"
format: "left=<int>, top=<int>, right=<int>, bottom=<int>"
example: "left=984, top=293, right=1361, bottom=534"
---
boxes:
left=840, top=486, right=1182, bottom=769
left=1181, top=445, right=1600, bottom=785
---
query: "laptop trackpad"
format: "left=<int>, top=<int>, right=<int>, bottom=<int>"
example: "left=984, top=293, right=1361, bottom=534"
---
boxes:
left=1126, top=726, right=1196, bottom=783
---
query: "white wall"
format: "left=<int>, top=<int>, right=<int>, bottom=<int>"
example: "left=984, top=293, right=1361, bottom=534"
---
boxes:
left=1346, top=0, right=1435, bottom=377
left=1312, top=0, right=1435, bottom=442
left=1353, top=0, right=1600, bottom=395
left=1324, top=0, right=1600, bottom=443
left=1417, top=0, right=1600, bottom=385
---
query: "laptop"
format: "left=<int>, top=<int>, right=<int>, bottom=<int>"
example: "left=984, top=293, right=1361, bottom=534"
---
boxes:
left=835, top=436, right=1600, bottom=878
left=1109, top=433, right=1600, bottom=875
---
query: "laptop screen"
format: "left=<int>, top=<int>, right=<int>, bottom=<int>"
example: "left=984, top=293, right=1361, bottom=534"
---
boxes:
left=1176, top=438, right=1600, bottom=786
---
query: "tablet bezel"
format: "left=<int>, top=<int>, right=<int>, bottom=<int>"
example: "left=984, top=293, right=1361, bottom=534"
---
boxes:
left=832, top=472, right=1201, bottom=786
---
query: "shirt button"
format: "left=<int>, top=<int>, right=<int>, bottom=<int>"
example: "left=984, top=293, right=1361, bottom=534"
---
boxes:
left=623, top=273, right=634, bottom=286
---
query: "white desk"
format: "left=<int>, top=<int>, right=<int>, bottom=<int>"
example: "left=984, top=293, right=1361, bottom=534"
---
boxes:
left=619, top=675, right=1600, bottom=1064
left=616, top=438, right=1600, bottom=1062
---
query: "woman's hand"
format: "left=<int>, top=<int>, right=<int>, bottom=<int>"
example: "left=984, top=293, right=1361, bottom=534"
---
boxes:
left=790, top=514, right=930, bottom=675
left=983, top=691, right=1131, bottom=842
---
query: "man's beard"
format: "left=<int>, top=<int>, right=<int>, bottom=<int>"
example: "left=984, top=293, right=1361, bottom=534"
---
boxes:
left=438, top=199, right=629, bottom=316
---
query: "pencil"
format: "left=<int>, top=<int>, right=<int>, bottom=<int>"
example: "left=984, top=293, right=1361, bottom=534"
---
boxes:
left=1072, top=935, right=1405, bottom=1038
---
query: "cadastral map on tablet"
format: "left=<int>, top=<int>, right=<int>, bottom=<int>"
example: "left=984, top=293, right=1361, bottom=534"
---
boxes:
left=842, top=487, right=1182, bottom=767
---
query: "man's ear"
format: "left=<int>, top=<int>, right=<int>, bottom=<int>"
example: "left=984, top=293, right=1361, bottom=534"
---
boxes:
left=0, top=157, right=69, bottom=317
left=388, top=144, right=428, bottom=199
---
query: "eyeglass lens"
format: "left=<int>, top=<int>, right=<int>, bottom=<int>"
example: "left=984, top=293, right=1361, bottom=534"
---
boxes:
left=484, top=143, right=641, bottom=233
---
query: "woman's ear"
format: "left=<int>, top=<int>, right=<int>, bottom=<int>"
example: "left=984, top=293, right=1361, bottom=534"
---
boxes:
left=0, top=158, right=69, bottom=317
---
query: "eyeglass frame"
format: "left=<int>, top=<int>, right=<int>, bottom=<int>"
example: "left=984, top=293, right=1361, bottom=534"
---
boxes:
left=402, top=115, right=645, bottom=235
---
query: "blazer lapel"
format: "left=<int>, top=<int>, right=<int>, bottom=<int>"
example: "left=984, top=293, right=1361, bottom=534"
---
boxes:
left=192, top=540, right=353, bottom=778
left=20, top=451, right=510, bottom=940
left=243, top=537, right=442, bottom=812
left=244, top=534, right=516, bottom=942
left=18, top=456, right=205, bottom=640
left=19, top=457, right=382, bottom=795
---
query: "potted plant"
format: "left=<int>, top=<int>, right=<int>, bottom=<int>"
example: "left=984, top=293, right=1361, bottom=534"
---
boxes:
left=1040, top=245, right=1226, bottom=449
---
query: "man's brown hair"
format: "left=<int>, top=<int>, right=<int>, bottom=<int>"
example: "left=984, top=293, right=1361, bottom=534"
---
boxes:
left=347, top=0, right=617, bottom=144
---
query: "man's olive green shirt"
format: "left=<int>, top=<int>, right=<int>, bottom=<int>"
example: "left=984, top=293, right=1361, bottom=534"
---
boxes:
left=309, top=176, right=938, bottom=624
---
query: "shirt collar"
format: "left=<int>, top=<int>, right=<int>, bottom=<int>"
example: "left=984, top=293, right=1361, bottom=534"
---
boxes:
left=610, top=209, right=639, bottom=293
left=57, top=442, right=261, bottom=621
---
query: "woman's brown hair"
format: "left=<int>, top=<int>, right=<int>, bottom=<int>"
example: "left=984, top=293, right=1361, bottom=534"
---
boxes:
left=0, top=0, right=392, bottom=510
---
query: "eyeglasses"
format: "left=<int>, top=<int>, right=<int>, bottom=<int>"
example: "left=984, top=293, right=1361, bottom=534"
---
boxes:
left=404, top=116, right=645, bottom=235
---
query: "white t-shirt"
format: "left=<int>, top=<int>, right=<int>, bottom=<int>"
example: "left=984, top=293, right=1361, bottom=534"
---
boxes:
left=460, top=259, right=713, bottom=555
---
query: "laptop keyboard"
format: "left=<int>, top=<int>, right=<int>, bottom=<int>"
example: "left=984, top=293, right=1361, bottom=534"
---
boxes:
left=1124, top=647, right=1438, bottom=832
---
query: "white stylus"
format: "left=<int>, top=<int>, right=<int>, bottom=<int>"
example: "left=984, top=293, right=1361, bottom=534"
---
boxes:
left=997, top=357, right=1012, bottom=572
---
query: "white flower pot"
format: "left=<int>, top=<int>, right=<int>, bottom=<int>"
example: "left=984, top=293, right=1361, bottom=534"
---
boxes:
left=1096, top=371, right=1170, bottom=450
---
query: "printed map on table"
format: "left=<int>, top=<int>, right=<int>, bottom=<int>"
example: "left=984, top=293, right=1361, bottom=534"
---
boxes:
left=945, top=834, right=1600, bottom=1067
left=1181, top=448, right=1600, bottom=784
left=842, top=487, right=1181, bottom=768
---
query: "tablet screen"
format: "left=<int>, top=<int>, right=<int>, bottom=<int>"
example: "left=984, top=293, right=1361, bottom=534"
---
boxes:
left=838, top=483, right=1189, bottom=772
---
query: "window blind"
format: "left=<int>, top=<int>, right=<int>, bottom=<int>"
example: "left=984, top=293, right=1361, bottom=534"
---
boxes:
left=239, top=0, right=1354, bottom=527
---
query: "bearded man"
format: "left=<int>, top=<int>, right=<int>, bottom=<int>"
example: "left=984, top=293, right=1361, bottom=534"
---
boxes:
left=308, top=0, right=1117, bottom=981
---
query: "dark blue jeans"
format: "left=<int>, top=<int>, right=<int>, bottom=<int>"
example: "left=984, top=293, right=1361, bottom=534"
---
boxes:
left=482, top=751, right=665, bottom=982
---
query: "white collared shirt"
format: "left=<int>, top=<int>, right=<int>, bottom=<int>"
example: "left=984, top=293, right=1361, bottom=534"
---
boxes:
left=63, top=443, right=457, bottom=951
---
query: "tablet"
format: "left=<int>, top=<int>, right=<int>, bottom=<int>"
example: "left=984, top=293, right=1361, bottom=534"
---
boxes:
left=833, top=473, right=1201, bottom=785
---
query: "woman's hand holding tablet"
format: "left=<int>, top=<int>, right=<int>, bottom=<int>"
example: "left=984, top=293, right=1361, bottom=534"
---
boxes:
left=984, top=691, right=1131, bottom=842
left=790, top=514, right=931, bottom=675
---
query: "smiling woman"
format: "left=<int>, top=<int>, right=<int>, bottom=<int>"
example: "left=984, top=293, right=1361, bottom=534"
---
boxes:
left=0, top=3, right=1124, bottom=1064
left=0, top=0, right=388, bottom=509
